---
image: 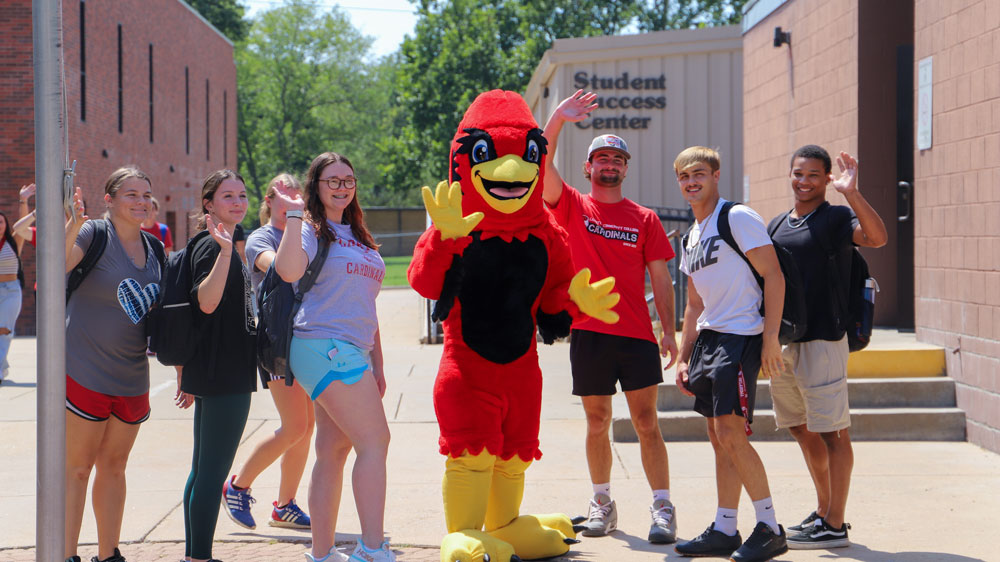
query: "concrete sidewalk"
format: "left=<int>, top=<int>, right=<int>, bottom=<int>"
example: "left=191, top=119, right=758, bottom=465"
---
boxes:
left=1, top=288, right=997, bottom=561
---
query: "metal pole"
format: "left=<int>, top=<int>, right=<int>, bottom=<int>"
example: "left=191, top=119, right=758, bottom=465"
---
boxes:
left=32, top=0, right=67, bottom=559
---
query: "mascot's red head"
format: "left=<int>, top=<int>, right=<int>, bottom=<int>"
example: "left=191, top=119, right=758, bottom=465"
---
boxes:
left=449, top=90, right=548, bottom=233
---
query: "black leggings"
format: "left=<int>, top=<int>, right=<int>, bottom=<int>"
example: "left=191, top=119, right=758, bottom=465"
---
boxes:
left=183, top=393, right=251, bottom=559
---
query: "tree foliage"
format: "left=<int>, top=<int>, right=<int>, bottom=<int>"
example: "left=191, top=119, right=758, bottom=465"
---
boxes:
left=637, top=0, right=748, bottom=31
left=184, top=0, right=249, bottom=42
left=235, top=1, right=403, bottom=222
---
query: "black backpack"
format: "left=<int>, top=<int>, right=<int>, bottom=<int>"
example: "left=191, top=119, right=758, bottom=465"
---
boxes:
left=146, top=230, right=211, bottom=366
left=256, top=237, right=329, bottom=384
left=715, top=201, right=808, bottom=345
left=66, top=219, right=166, bottom=303
left=791, top=207, right=877, bottom=352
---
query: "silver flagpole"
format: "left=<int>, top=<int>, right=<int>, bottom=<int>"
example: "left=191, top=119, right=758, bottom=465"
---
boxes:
left=32, top=0, right=67, bottom=559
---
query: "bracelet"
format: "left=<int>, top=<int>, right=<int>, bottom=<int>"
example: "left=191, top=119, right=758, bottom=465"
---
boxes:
left=285, top=210, right=304, bottom=219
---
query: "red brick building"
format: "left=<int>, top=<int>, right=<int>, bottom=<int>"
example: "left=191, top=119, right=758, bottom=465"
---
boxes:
left=743, top=0, right=1000, bottom=453
left=1, top=0, right=237, bottom=334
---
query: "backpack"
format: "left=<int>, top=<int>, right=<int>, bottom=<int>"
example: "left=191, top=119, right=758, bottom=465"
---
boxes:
left=146, top=230, right=211, bottom=366
left=786, top=207, right=877, bottom=352
left=714, top=201, right=808, bottom=345
left=66, top=219, right=166, bottom=303
left=256, top=237, right=330, bottom=384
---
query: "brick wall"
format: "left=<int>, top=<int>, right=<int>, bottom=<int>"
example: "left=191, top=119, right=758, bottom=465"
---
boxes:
left=1, top=0, right=236, bottom=334
left=0, top=0, right=37, bottom=335
left=743, top=0, right=859, bottom=221
left=913, top=0, right=1000, bottom=453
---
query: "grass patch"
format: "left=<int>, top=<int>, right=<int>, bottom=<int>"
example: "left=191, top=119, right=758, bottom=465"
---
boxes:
left=383, top=255, right=413, bottom=287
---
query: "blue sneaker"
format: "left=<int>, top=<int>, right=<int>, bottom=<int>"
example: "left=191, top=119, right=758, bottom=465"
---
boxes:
left=222, top=475, right=256, bottom=530
left=270, top=499, right=311, bottom=529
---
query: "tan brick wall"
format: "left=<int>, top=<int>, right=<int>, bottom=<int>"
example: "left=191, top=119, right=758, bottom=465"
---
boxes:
left=914, top=0, right=1000, bottom=453
left=744, top=0, right=859, bottom=221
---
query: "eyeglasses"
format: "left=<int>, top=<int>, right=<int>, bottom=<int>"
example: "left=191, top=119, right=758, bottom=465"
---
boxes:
left=319, top=177, right=356, bottom=190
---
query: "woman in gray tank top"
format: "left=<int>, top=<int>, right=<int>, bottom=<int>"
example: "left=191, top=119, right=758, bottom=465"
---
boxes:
left=63, top=167, right=162, bottom=562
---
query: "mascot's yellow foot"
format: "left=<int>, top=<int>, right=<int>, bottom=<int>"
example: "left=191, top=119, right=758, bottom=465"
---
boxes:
left=486, top=514, right=581, bottom=560
left=441, top=529, right=520, bottom=562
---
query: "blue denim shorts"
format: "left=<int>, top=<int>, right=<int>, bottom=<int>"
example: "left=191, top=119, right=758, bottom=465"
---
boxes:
left=289, top=336, right=371, bottom=400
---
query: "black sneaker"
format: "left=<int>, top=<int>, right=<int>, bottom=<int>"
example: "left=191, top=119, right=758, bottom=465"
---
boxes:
left=65, top=557, right=82, bottom=562
left=90, top=548, right=126, bottom=562
left=730, top=522, right=788, bottom=562
left=675, top=523, right=742, bottom=557
left=787, top=510, right=820, bottom=532
left=787, top=519, right=850, bottom=549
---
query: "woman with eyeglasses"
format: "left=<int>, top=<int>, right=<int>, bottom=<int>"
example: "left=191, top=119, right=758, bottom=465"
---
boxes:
left=273, top=152, right=393, bottom=562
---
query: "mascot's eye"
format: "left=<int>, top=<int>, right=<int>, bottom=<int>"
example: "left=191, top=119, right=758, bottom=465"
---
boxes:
left=472, top=139, right=490, bottom=164
left=524, top=139, right=540, bottom=164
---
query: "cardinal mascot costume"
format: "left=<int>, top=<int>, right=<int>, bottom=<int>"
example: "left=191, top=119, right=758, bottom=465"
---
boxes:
left=408, top=90, right=620, bottom=562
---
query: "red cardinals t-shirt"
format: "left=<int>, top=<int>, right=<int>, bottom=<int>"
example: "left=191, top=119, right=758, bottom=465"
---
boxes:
left=548, top=182, right=674, bottom=342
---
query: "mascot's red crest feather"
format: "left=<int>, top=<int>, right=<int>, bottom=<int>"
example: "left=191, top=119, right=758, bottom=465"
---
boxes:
left=449, top=90, right=549, bottom=235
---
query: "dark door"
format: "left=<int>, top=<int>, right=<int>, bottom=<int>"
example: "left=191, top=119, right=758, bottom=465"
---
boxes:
left=896, top=45, right=915, bottom=330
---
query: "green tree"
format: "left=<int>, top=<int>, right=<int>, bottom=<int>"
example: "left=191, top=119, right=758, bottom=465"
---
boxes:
left=184, top=0, right=249, bottom=42
left=637, top=0, right=748, bottom=30
left=236, top=0, right=402, bottom=221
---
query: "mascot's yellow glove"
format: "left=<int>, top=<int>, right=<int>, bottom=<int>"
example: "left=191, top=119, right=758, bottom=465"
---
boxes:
left=569, top=268, right=620, bottom=324
left=422, top=181, right=484, bottom=241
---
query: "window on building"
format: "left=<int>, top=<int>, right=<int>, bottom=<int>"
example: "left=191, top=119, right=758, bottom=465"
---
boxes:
left=185, top=67, right=190, bottom=154
left=148, top=44, right=154, bottom=143
left=223, top=90, right=228, bottom=165
left=205, top=80, right=210, bottom=161
left=79, top=1, right=86, bottom=121
left=117, top=24, right=123, bottom=133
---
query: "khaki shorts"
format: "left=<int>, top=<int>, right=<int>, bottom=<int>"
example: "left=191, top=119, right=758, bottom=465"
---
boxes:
left=771, top=336, right=851, bottom=433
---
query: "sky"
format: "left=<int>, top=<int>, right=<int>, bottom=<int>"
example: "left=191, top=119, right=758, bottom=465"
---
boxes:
left=240, top=0, right=419, bottom=58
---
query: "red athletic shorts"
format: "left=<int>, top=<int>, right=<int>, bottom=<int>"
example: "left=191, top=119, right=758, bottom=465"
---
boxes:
left=65, top=375, right=151, bottom=424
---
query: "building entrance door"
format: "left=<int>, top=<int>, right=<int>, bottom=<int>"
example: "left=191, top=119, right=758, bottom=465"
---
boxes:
left=896, top=44, right=915, bottom=330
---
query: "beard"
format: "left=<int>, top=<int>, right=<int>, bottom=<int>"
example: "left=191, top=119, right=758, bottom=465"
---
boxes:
left=594, top=170, right=623, bottom=188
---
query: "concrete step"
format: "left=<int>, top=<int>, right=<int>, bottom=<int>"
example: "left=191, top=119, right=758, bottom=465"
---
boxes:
left=612, top=407, right=968, bottom=442
left=656, top=377, right=957, bottom=411
left=847, top=347, right=946, bottom=378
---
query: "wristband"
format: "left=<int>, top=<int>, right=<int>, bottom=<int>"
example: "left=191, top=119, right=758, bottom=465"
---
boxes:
left=285, top=210, right=304, bottom=219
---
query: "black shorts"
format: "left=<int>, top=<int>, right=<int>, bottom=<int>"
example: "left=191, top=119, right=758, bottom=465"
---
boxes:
left=686, top=330, right=762, bottom=423
left=570, top=329, right=663, bottom=396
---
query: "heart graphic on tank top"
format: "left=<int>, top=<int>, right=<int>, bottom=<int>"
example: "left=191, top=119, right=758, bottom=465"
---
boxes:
left=117, top=278, right=161, bottom=324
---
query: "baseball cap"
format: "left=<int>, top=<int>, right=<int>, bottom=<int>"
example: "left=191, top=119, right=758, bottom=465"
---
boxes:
left=587, top=134, right=631, bottom=160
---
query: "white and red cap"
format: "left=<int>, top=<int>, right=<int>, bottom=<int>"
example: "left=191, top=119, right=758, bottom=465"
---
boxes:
left=587, top=134, right=632, bottom=160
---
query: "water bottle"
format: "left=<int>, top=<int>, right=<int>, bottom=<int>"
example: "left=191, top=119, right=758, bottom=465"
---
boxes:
left=859, top=278, right=879, bottom=341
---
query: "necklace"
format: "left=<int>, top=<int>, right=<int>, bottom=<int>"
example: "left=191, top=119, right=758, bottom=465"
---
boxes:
left=786, top=208, right=818, bottom=229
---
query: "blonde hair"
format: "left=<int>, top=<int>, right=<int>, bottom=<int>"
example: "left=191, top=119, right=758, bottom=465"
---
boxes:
left=259, top=172, right=302, bottom=224
left=673, top=146, right=721, bottom=175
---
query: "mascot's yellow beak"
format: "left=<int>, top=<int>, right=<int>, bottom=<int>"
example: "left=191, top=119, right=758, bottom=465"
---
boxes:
left=471, top=154, right=539, bottom=214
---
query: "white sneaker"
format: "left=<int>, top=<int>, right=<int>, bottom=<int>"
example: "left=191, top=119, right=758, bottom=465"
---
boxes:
left=305, top=547, right=349, bottom=562
left=581, top=493, right=618, bottom=536
left=348, top=541, right=395, bottom=562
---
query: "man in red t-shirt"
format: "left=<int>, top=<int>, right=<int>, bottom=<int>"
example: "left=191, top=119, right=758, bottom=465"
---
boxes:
left=140, top=196, right=174, bottom=253
left=543, top=90, right=679, bottom=544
